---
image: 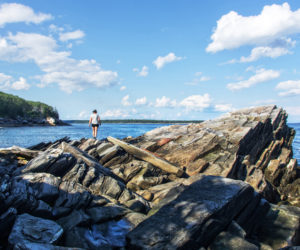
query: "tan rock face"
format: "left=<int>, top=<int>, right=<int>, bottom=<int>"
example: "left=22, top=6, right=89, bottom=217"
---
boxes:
left=128, top=105, right=299, bottom=205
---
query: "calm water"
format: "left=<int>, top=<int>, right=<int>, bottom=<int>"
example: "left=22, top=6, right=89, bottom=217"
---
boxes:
left=0, top=123, right=171, bottom=148
left=0, top=123, right=299, bottom=163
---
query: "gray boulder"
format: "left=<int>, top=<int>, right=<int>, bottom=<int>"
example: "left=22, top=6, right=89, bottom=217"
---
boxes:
left=8, top=213, right=63, bottom=246
left=127, top=175, right=256, bottom=249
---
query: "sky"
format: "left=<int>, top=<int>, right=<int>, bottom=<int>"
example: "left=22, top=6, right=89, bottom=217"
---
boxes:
left=0, top=1, right=300, bottom=122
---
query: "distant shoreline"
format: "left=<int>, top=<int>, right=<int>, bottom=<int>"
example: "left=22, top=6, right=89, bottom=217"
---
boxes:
left=0, top=123, right=70, bottom=128
left=65, top=119, right=204, bottom=124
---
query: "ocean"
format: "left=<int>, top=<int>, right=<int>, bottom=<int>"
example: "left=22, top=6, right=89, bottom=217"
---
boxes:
left=0, top=122, right=299, bottom=163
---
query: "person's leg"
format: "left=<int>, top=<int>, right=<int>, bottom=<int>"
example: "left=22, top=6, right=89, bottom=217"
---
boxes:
left=92, top=126, right=96, bottom=137
left=95, top=126, right=98, bottom=138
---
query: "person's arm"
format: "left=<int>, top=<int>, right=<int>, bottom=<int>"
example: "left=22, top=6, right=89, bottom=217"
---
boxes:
left=97, top=115, right=101, bottom=125
left=89, top=116, right=92, bottom=127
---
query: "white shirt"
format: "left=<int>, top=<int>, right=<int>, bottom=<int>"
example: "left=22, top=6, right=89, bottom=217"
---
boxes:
left=90, top=113, right=99, bottom=124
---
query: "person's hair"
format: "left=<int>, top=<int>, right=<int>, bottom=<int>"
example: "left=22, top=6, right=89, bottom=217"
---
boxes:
left=93, top=109, right=97, bottom=113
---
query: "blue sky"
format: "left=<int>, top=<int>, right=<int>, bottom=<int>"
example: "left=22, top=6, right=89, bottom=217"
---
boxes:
left=0, top=1, right=300, bottom=122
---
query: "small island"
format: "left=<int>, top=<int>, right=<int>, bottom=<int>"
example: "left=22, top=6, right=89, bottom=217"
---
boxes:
left=0, top=91, right=68, bottom=127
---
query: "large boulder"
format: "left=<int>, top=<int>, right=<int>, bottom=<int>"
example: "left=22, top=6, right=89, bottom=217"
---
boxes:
left=8, top=213, right=63, bottom=246
left=129, top=105, right=299, bottom=205
left=127, top=175, right=257, bottom=249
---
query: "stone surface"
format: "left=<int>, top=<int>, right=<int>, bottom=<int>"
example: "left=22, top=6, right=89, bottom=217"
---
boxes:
left=130, top=105, right=299, bottom=205
left=208, top=221, right=259, bottom=250
left=0, top=105, right=299, bottom=249
left=8, top=213, right=63, bottom=246
left=258, top=204, right=300, bottom=249
left=127, top=175, right=256, bottom=249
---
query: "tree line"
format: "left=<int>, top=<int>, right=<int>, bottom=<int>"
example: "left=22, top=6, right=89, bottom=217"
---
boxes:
left=0, top=91, right=59, bottom=120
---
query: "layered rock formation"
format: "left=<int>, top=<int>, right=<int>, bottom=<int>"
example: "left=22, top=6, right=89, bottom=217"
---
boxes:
left=0, top=105, right=299, bottom=249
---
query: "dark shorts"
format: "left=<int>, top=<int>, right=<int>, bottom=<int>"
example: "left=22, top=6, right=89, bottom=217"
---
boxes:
left=92, top=124, right=99, bottom=128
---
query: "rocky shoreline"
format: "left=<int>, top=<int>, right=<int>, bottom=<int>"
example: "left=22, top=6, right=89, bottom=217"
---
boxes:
left=0, top=105, right=299, bottom=249
left=0, top=117, right=70, bottom=127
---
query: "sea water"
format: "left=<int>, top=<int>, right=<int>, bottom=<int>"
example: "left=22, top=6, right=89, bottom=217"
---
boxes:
left=0, top=123, right=299, bottom=163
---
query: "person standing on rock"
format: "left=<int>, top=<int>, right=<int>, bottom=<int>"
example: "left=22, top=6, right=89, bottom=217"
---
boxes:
left=89, top=109, right=101, bottom=139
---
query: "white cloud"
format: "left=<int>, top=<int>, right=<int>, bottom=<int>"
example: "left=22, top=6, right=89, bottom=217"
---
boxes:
left=240, top=46, right=292, bottom=62
left=139, top=66, right=149, bottom=77
left=0, top=3, right=52, bottom=27
left=133, top=66, right=149, bottom=77
left=122, top=95, right=131, bottom=106
left=214, top=104, right=234, bottom=112
left=0, top=73, right=12, bottom=89
left=154, top=96, right=177, bottom=108
left=180, top=94, right=211, bottom=111
left=135, top=97, right=147, bottom=105
left=11, top=77, right=30, bottom=90
left=120, top=86, right=126, bottom=91
left=227, top=68, right=280, bottom=91
left=0, top=73, right=29, bottom=90
left=206, top=3, right=300, bottom=53
left=276, top=80, right=300, bottom=96
left=153, top=52, right=182, bottom=69
left=78, top=110, right=89, bottom=119
left=102, top=109, right=129, bottom=118
left=0, top=32, right=118, bottom=93
left=59, top=30, right=85, bottom=42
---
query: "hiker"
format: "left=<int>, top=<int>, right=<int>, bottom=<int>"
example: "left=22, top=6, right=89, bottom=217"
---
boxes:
left=89, top=109, right=101, bottom=138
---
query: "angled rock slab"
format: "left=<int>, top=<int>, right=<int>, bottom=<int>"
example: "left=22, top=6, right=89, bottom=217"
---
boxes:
left=127, top=175, right=255, bottom=249
left=8, top=213, right=63, bottom=246
left=107, top=136, right=184, bottom=177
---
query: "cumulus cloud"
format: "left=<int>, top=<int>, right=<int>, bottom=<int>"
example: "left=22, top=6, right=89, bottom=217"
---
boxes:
left=121, top=95, right=131, bottom=106
left=102, top=109, right=129, bottom=118
left=0, top=3, right=52, bottom=27
left=180, top=94, right=211, bottom=111
left=276, top=80, right=300, bottom=96
left=11, top=77, right=30, bottom=90
left=59, top=30, right=85, bottom=42
left=206, top=3, right=300, bottom=53
left=0, top=32, right=118, bottom=93
left=135, top=97, right=147, bottom=105
left=153, top=52, right=182, bottom=69
left=120, top=86, right=126, bottom=91
left=214, top=104, right=234, bottom=112
left=227, top=68, right=280, bottom=91
left=154, top=96, right=177, bottom=108
left=133, top=66, right=149, bottom=77
left=0, top=73, right=30, bottom=90
left=240, top=46, right=292, bottom=62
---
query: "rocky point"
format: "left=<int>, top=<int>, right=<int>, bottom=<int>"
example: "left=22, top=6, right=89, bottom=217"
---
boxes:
left=0, top=105, right=299, bottom=249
